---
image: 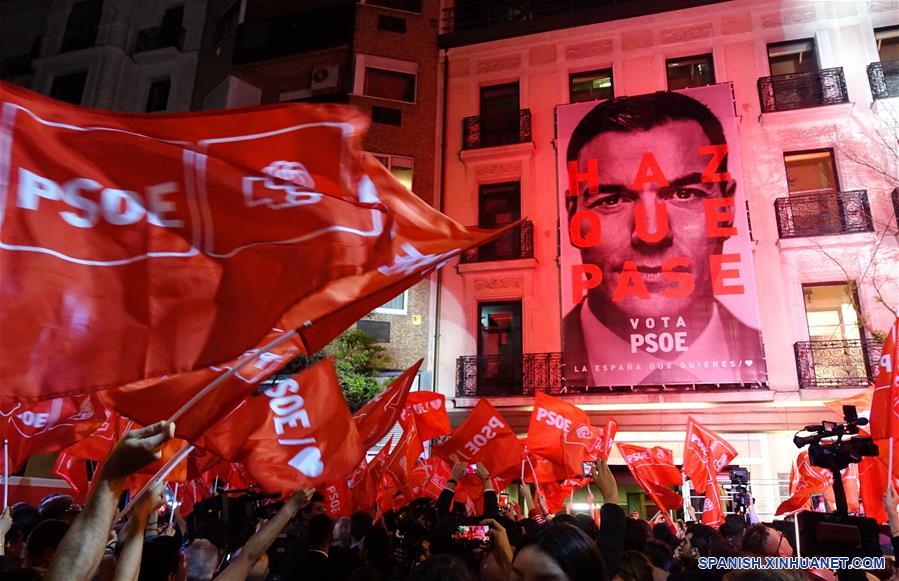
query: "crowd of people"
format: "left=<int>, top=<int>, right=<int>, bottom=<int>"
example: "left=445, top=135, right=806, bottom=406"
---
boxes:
left=1, top=420, right=898, bottom=581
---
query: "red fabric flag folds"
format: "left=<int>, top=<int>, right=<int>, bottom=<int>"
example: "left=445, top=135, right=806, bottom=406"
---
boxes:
left=0, top=81, right=511, bottom=403
left=682, top=418, right=737, bottom=526
left=198, top=358, right=363, bottom=493
left=434, top=399, right=523, bottom=477
left=354, top=359, right=423, bottom=450
left=401, top=391, right=452, bottom=441
left=871, top=319, right=899, bottom=440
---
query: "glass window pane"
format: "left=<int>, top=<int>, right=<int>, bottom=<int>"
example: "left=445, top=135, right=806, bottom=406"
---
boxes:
left=666, top=54, right=715, bottom=90
left=784, top=150, right=837, bottom=194
left=767, top=39, right=818, bottom=75
left=364, top=67, right=415, bottom=102
left=569, top=68, right=613, bottom=103
left=876, top=26, right=899, bottom=62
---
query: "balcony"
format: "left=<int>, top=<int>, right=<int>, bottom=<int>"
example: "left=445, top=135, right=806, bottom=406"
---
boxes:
left=794, top=339, right=882, bottom=388
left=461, top=220, right=533, bottom=263
left=456, top=353, right=562, bottom=397
left=233, top=4, right=354, bottom=66
left=868, top=60, right=899, bottom=101
left=758, top=68, right=849, bottom=113
left=135, top=26, right=185, bottom=53
left=463, top=109, right=531, bottom=150
left=774, top=190, right=873, bottom=239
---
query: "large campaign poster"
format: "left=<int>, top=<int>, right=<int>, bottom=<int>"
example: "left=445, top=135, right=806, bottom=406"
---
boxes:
left=556, top=83, right=766, bottom=388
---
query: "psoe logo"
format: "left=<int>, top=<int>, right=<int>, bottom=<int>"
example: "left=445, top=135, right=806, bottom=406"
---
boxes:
left=242, top=161, right=323, bottom=209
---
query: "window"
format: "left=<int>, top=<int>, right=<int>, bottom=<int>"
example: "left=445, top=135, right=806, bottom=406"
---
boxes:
left=875, top=26, right=899, bottom=62
left=477, top=301, right=523, bottom=392
left=357, top=319, right=391, bottom=342
left=378, top=15, right=407, bottom=33
left=359, top=0, right=422, bottom=13
left=478, top=182, right=521, bottom=261
left=61, top=0, right=103, bottom=52
left=569, top=68, right=613, bottom=103
left=158, top=5, right=184, bottom=47
left=50, top=71, right=88, bottom=105
left=768, top=39, right=818, bottom=76
left=364, top=68, right=415, bottom=102
left=372, top=154, right=413, bottom=190
left=145, top=78, right=171, bottom=112
left=802, top=283, right=861, bottom=341
left=355, top=54, right=417, bottom=103
left=666, top=54, right=715, bottom=90
left=479, top=82, right=520, bottom=147
left=213, top=1, right=240, bottom=46
left=371, top=106, right=402, bottom=125
left=375, top=290, right=408, bottom=314
left=783, top=149, right=839, bottom=195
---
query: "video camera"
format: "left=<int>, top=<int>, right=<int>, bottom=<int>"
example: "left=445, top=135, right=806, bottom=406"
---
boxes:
left=793, top=405, right=878, bottom=475
left=728, top=467, right=751, bottom=514
left=793, top=405, right=883, bottom=578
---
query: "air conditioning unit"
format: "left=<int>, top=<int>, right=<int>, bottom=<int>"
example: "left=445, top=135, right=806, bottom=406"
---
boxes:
left=310, top=64, right=340, bottom=90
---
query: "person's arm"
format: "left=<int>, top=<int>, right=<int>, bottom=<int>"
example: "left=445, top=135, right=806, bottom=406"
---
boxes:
left=519, top=482, right=546, bottom=522
left=215, top=489, right=312, bottom=581
left=746, top=497, right=760, bottom=525
left=438, top=462, right=466, bottom=517
left=0, top=507, right=10, bottom=557
left=481, top=518, right=513, bottom=573
left=594, top=459, right=625, bottom=578
left=113, top=482, right=165, bottom=581
left=476, top=463, right=499, bottom=518
left=884, top=482, right=899, bottom=558
left=44, top=421, right=175, bottom=581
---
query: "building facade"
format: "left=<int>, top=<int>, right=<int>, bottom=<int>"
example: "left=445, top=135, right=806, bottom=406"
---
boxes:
left=193, top=0, right=440, bottom=377
left=436, top=0, right=899, bottom=519
left=1, top=0, right=206, bottom=113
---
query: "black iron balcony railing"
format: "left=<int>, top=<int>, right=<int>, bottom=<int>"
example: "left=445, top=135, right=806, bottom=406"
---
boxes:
left=456, top=353, right=562, bottom=397
left=758, top=68, right=849, bottom=113
left=60, top=29, right=99, bottom=53
left=135, top=26, right=186, bottom=53
left=774, top=190, right=873, bottom=238
left=868, top=60, right=899, bottom=101
left=462, top=108, right=531, bottom=150
left=893, top=188, right=899, bottom=222
left=794, top=339, right=882, bottom=388
left=461, top=220, right=534, bottom=263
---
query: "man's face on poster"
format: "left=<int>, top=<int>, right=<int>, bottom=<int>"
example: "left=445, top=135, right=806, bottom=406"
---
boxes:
left=568, top=119, right=735, bottom=319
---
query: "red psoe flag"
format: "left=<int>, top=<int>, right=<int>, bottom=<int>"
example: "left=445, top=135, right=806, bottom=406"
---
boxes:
left=354, top=359, right=423, bottom=449
left=434, top=399, right=524, bottom=477
left=320, top=479, right=353, bottom=519
left=870, top=319, right=899, bottom=440
left=100, top=327, right=304, bottom=441
left=682, top=417, right=738, bottom=495
left=0, top=81, right=511, bottom=403
left=198, top=358, right=363, bottom=493
left=776, top=451, right=833, bottom=516
left=382, top=421, right=424, bottom=490
left=401, top=391, right=452, bottom=441
left=53, top=451, right=90, bottom=497
left=617, top=443, right=683, bottom=514
left=1, top=395, right=106, bottom=472
left=527, top=392, right=590, bottom=467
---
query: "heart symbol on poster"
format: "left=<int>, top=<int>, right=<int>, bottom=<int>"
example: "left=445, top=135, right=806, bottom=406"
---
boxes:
left=745, top=360, right=754, bottom=366
left=289, top=446, right=325, bottom=478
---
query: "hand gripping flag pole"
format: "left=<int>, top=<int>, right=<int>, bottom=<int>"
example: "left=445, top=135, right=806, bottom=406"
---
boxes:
left=119, top=328, right=301, bottom=519
left=3, top=439, right=8, bottom=509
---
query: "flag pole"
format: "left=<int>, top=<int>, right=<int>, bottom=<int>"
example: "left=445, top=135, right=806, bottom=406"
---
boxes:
left=682, top=474, right=690, bottom=521
left=793, top=515, right=801, bottom=558
left=168, top=482, right=179, bottom=529
left=890, top=438, right=894, bottom=479
left=3, top=439, right=8, bottom=509
left=118, top=444, right=195, bottom=520
left=168, top=330, right=298, bottom=423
